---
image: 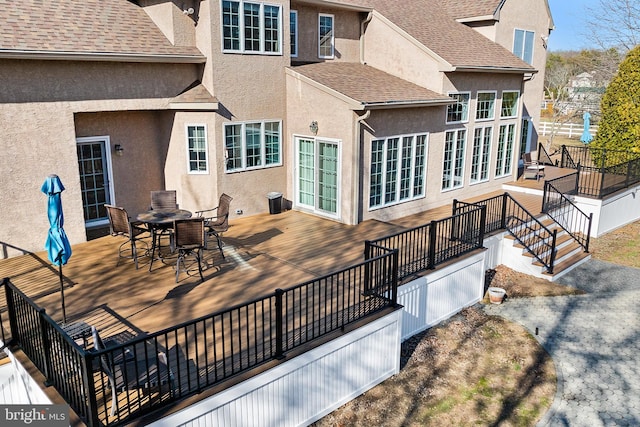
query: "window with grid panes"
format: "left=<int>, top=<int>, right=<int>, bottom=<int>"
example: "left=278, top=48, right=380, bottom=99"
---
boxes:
left=187, top=125, right=208, bottom=173
left=446, top=93, right=470, bottom=123
left=442, top=129, right=466, bottom=190
left=470, top=126, right=492, bottom=183
left=221, top=1, right=281, bottom=54
left=476, top=92, right=496, bottom=120
left=369, top=133, right=427, bottom=209
left=225, top=121, right=282, bottom=172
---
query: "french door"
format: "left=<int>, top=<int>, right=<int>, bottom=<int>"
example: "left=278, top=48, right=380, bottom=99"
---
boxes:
left=296, top=137, right=340, bottom=217
left=76, top=136, right=115, bottom=226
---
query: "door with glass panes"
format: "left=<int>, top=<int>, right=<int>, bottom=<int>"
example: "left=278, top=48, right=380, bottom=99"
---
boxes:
left=76, top=136, right=115, bottom=226
left=296, top=137, right=340, bottom=217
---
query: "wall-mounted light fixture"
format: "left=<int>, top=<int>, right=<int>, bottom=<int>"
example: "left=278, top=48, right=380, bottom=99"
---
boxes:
left=114, top=144, right=124, bottom=157
left=309, top=121, right=318, bottom=135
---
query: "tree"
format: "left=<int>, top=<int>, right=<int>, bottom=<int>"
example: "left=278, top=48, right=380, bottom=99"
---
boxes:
left=585, top=0, right=640, bottom=51
left=592, top=45, right=640, bottom=153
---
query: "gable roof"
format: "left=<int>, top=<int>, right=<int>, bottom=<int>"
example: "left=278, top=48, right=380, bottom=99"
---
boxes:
left=0, top=0, right=205, bottom=62
left=287, top=62, right=453, bottom=109
left=438, top=0, right=503, bottom=21
left=342, top=0, right=534, bottom=72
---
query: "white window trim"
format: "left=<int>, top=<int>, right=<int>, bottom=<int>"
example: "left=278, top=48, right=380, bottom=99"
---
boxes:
left=446, top=91, right=471, bottom=124
left=441, top=128, right=466, bottom=192
left=500, top=90, right=520, bottom=119
left=475, top=90, right=497, bottom=122
left=186, top=124, right=209, bottom=174
left=368, top=133, right=429, bottom=211
left=224, top=120, right=282, bottom=173
left=470, top=126, right=492, bottom=185
left=290, top=10, right=298, bottom=58
left=513, top=28, right=535, bottom=64
left=294, top=135, right=341, bottom=220
left=220, top=1, right=283, bottom=55
left=318, top=13, right=335, bottom=59
left=495, top=122, right=517, bottom=178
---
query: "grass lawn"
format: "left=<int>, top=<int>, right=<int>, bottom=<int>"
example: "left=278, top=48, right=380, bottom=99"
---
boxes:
left=313, top=220, right=640, bottom=427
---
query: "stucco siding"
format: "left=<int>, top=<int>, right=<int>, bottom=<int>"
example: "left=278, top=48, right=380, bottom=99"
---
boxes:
left=362, top=14, right=446, bottom=94
left=293, top=5, right=362, bottom=64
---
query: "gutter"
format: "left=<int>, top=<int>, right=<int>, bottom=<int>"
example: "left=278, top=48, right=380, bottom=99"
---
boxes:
left=451, top=65, right=537, bottom=74
left=0, top=50, right=207, bottom=63
left=362, top=99, right=454, bottom=109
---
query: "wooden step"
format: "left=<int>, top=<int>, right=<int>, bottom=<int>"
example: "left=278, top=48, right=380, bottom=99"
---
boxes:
left=520, top=233, right=574, bottom=253
left=531, top=241, right=582, bottom=265
left=542, top=251, right=591, bottom=277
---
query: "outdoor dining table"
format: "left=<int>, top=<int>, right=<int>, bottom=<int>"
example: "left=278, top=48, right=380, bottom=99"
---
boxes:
left=137, top=208, right=192, bottom=271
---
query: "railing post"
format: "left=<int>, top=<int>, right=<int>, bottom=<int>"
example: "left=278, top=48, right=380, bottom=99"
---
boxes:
left=428, top=220, right=437, bottom=269
left=561, top=145, right=566, bottom=168
left=82, top=351, right=99, bottom=427
left=585, top=213, right=593, bottom=253
left=478, top=206, right=487, bottom=248
left=3, top=278, right=18, bottom=346
left=541, top=182, right=548, bottom=213
left=548, top=229, right=558, bottom=275
left=390, top=249, right=399, bottom=307
left=500, top=193, right=508, bottom=229
left=363, top=240, right=371, bottom=293
left=576, top=163, right=581, bottom=195
left=38, top=308, right=53, bottom=385
left=452, top=199, right=458, bottom=216
left=274, top=288, right=285, bottom=360
left=600, top=149, right=607, bottom=199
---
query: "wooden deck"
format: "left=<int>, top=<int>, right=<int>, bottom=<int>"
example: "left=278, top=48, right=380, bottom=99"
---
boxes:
left=0, top=185, right=553, bottom=339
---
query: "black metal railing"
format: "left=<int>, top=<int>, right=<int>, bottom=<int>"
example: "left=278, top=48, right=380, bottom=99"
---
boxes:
left=367, top=206, right=486, bottom=282
left=542, top=179, right=593, bottom=253
left=559, top=145, right=640, bottom=198
left=0, top=248, right=399, bottom=427
left=537, top=143, right=555, bottom=166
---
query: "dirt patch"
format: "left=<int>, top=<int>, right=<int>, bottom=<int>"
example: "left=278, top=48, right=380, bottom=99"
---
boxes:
left=484, top=265, right=585, bottom=300
left=588, top=220, right=640, bottom=268
left=312, top=306, right=556, bottom=427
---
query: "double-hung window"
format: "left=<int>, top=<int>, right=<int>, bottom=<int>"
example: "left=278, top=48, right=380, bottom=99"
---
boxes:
left=187, top=125, right=208, bottom=173
left=446, top=92, right=470, bottom=123
left=470, top=126, right=492, bottom=184
left=222, top=1, right=282, bottom=54
left=224, top=120, right=282, bottom=172
left=476, top=91, right=496, bottom=121
left=495, top=123, right=516, bottom=177
left=513, top=29, right=534, bottom=65
left=318, top=13, right=334, bottom=59
left=442, top=129, right=466, bottom=191
left=369, top=133, right=428, bottom=209
left=290, top=10, right=298, bottom=57
left=500, top=91, right=519, bottom=118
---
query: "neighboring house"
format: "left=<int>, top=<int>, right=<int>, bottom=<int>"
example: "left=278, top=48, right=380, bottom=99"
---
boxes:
left=566, top=71, right=606, bottom=114
left=0, top=0, right=549, bottom=259
left=439, top=0, right=555, bottom=160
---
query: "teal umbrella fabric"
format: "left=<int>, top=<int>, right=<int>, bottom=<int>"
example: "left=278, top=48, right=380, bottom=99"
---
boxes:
left=581, top=111, right=594, bottom=144
left=41, top=174, right=72, bottom=322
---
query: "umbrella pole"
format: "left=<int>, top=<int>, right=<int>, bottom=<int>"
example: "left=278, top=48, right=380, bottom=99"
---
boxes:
left=57, top=255, right=67, bottom=324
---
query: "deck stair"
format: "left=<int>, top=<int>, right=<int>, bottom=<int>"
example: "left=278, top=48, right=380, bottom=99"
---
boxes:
left=503, top=214, right=590, bottom=281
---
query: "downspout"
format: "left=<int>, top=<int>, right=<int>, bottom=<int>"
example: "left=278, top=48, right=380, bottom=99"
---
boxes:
left=353, top=110, right=371, bottom=225
left=360, top=11, right=373, bottom=64
left=352, top=12, right=373, bottom=224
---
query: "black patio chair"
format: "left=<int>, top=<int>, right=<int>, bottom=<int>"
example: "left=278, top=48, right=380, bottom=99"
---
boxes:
left=195, top=193, right=233, bottom=259
left=104, top=204, right=150, bottom=269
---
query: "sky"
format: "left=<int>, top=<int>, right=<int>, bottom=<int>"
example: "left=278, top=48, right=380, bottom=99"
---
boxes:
left=547, top=0, right=600, bottom=51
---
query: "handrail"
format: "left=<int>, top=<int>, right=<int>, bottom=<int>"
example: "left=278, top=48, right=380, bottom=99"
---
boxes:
left=543, top=180, right=593, bottom=252
left=503, top=194, right=557, bottom=274
left=537, top=142, right=555, bottom=166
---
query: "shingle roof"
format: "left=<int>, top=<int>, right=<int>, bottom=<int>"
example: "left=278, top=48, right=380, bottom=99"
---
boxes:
left=0, top=0, right=204, bottom=60
left=342, top=0, right=533, bottom=71
left=290, top=62, right=452, bottom=107
left=438, top=0, right=502, bottom=20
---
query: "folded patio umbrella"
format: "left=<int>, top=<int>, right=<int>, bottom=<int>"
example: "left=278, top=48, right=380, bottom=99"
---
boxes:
left=581, top=111, right=594, bottom=144
left=41, top=174, right=72, bottom=323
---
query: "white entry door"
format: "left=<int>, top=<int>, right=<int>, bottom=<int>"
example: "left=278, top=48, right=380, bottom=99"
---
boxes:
left=296, top=137, right=340, bottom=218
left=76, top=136, right=115, bottom=226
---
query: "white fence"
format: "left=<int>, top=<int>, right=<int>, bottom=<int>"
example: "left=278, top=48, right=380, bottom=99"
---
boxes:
left=540, top=121, right=598, bottom=138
